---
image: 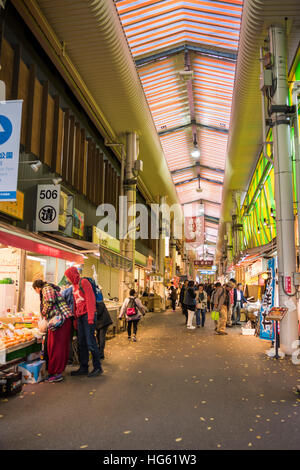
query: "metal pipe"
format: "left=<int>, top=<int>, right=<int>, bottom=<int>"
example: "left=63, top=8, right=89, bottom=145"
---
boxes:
left=292, top=83, right=300, bottom=253
left=124, top=132, right=138, bottom=290
left=269, top=25, right=297, bottom=355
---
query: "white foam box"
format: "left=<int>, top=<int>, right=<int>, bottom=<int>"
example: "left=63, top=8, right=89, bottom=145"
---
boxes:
left=241, top=328, right=256, bottom=336
left=18, top=360, right=46, bottom=384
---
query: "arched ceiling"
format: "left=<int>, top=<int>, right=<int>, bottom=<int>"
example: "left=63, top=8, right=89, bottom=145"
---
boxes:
left=114, top=0, right=244, bottom=258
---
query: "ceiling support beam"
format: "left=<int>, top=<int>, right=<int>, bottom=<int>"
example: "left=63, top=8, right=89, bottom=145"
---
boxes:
left=171, top=164, right=224, bottom=176
left=175, top=176, right=223, bottom=186
left=205, top=215, right=219, bottom=224
left=158, top=122, right=228, bottom=136
left=182, top=199, right=221, bottom=206
left=135, top=44, right=237, bottom=68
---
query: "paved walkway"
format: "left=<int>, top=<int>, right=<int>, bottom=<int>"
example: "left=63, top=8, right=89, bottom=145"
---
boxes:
left=1, top=308, right=300, bottom=450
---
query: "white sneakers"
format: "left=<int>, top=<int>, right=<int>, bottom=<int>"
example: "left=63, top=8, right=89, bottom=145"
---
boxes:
left=187, top=325, right=196, bottom=329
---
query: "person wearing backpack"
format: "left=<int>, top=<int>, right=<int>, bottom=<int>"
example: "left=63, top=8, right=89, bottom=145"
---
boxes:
left=64, top=266, right=103, bottom=377
left=119, top=289, right=146, bottom=342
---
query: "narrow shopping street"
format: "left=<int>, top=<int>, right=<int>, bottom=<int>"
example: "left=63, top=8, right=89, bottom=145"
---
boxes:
left=1, top=309, right=300, bottom=451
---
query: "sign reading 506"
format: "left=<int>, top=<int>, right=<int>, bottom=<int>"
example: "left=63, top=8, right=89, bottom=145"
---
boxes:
left=39, top=188, right=59, bottom=200
left=36, top=184, right=61, bottom=232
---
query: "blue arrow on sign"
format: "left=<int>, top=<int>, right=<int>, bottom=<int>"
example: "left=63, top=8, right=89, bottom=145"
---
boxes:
left=0, top=115, right=13, bottom=145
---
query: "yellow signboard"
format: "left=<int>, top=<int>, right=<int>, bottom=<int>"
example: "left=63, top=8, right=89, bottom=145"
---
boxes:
left=0, top=190, right=24, bottom=220
left=92, top=226, right=120, bottom=253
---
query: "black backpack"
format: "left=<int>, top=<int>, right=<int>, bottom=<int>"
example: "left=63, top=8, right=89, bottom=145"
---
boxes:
left=95, top=301, right=113, bottom=330
left=79, top=279, right=112, bottom=330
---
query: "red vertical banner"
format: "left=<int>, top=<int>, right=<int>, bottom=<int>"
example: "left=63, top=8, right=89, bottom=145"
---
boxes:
left=184, top=216, right=204, bottom=245
left=285, top=276, right=292, bottom=294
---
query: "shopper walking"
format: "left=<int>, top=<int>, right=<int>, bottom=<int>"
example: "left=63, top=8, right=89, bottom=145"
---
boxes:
left=196, top=283, right=207, bottom=328
left=179, top=280, right=188, bottom=324
left=211, top=282, right=227, bottom=335
left=64, top=267, right=103, bottom=378
left=170, top=286, right=178, bottom=311
left=33, top=280, right=72, bottom=383
left=184, top=280, right=197, bottom=330
left=232, top=282, right=247, bottom=326
left=119, top=289, right=146, bottom=341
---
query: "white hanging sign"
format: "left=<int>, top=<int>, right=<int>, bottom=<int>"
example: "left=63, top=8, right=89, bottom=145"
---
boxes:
left=36, top=184, right=61, bottom=232
left=0, top=100, right=23, bottom=201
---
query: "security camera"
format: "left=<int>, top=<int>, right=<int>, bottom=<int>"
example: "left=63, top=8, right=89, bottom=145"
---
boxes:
left=30, top=160, right=42, bottom=173
left=52, top=177, right=62, bottom=185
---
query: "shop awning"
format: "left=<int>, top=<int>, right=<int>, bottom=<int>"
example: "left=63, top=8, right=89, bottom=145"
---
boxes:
left=41, top=232, right=100, bottom=253
left=43, top=232, right=134, bottom=272
left=99, top=247, right=132, bottom=272
left=0, top=223, right=84, bottom=264
left=229, top=238, right=277, bottom=270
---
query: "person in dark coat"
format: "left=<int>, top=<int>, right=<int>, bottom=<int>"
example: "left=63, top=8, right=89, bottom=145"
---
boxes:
left=184, top=280, right=197, bottom=329
left=170, top=286, right=178, bottom=311
left=179, top=280, right=188, bottom=324
left=95, top=302, right=113, bottom=360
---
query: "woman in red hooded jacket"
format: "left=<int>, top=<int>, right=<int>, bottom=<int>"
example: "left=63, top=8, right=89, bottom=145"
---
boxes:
left=64, top=267, right=102, bottom=378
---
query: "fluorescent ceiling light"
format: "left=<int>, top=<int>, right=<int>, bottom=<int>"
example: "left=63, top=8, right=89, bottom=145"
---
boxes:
left=191, top=148, right=200, bottom=158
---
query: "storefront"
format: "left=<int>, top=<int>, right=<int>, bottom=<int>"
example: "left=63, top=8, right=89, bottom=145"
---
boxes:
left=0, top=221, right=84, bottom=368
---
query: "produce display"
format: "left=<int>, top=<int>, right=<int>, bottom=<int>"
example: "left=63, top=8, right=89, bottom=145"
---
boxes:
left=0, top=311, right=42, bottom=351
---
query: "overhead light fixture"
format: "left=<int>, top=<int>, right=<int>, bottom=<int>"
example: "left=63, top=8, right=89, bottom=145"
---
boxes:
left=191, top=147, right=200, bottom=159
left=30, top=160, right=42, bottom=173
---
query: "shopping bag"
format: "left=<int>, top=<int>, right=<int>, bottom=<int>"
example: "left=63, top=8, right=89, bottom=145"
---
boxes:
left=211, top=310, right=219, bottom=321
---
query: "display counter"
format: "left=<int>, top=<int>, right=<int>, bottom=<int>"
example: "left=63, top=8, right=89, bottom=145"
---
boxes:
left=0, top=311, right=43, bottom=368
left=104, top=300, right=123, bottom=334
left=0, top=339, right=42, bottom=369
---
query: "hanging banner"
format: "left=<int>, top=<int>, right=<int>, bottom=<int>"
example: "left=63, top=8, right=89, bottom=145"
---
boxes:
left=73, top=208, right=85, bottom=237
left=259, top=258, right=275, bottom=341
left=184, top=216, right=205, bottom=244
left=0, top=100, right=23, bottom=201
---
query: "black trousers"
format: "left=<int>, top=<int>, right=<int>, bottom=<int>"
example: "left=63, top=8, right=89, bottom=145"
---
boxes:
left=127, top=320, right=139, bottom=337
left=171, top=299, right=176, bottom=310
left=96, top=325, right=109, bottom=359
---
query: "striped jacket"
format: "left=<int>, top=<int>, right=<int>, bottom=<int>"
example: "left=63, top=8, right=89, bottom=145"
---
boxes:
left=40, top=283, right=72, bottom=320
